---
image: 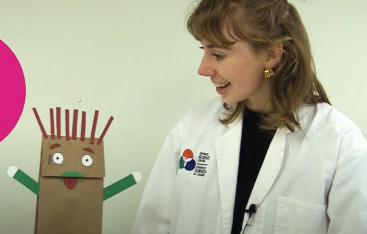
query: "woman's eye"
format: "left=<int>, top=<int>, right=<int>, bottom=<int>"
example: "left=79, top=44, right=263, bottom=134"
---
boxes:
left=53, top=153, right=64, bottom=164
left=82, top=155, right=93, bottom=167
left=213, top=53, right=224, bottom=60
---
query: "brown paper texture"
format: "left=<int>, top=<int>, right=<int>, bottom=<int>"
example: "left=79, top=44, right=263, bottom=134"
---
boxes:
left=35, top=136, right=105, bottom=234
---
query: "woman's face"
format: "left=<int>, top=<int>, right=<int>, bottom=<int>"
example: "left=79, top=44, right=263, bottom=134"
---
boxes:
left=198, top=38, right=272, bottom=111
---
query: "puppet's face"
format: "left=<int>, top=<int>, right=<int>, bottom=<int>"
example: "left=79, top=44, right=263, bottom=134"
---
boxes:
left=40, top=136, right=105, bottom=189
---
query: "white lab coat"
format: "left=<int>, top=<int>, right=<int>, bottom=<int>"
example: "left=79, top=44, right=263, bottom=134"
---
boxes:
left=131, top=97, right=367, bottom=234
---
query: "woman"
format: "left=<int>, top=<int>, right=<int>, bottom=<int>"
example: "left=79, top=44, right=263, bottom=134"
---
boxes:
left=131, top=0, right=367, bottom=233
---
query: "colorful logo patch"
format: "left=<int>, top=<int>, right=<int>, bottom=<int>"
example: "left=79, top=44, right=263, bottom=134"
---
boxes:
left=179, top=149, right=196, bottom=171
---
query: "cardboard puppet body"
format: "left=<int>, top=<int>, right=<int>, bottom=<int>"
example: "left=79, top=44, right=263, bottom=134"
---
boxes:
left=36, top=177, right=103, bottom=234
left=8, top=108, right=141, bottom=234
left=36, top=137, right=104, bottom=234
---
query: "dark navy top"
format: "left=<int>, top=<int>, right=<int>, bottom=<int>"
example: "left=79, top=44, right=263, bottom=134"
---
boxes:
left=231, top=109, right=276, bottom=234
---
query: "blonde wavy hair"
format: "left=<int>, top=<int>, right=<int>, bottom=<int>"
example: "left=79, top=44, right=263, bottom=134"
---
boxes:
left=187, top=0, right=330, bottom=131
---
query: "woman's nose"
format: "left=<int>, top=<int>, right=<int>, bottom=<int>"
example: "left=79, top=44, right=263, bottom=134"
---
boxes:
left=197, top=57, right=215, bottom=77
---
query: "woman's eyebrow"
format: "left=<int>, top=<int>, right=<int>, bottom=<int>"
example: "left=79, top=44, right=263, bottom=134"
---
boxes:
left=203, top=43, right=231, bottom=50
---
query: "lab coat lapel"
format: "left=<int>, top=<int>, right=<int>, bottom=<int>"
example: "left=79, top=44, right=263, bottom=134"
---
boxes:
left=214, top=105, right=310, bottom=232
left=247, top=105, right=310, bottom=208
left=215, top=119, right=243, bottom=233
left=246, top=127, right=289, bottom=207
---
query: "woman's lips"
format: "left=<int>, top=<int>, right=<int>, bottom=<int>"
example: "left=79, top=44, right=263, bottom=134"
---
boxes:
left=213, top=82, right=230, bottom=95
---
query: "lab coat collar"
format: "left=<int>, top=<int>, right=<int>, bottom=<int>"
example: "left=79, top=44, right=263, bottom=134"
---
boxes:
left=285, top=104, right=311, bottom=133
left=215, top=104, right=311, bottom=232
left=247, top=104, right=311, bottom=210
left=245, top=126, right=287, bottom=211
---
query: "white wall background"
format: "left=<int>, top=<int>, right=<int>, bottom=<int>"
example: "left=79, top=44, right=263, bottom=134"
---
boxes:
left=0, top=1, right=366, bottom=233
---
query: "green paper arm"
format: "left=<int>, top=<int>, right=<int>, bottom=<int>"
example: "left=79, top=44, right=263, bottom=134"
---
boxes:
left=103, top=172, right=141, bottom=201
left=7, top=166, right=39, bottom=196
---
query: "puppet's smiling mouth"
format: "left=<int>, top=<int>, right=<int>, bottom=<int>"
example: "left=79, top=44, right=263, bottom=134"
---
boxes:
left=60, top=172, right=84, bottom=189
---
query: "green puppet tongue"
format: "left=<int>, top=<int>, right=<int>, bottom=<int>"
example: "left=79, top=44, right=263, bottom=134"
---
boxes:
left=63, top=177, right=78, bottom=189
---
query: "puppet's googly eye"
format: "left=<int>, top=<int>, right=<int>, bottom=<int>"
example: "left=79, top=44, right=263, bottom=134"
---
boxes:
left=53, top=153, right=64, bottom=164
left=82, top=155, right=93, bottom=167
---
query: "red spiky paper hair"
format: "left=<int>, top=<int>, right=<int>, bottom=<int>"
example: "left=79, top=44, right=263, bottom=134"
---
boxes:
left=32, top=107, right=113, bottom=145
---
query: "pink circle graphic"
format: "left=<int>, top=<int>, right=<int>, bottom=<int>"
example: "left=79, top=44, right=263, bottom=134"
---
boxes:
left=0, top=40, right=26, bottom=142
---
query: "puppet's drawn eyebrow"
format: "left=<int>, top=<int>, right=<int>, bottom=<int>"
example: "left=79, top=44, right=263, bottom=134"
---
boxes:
left=83, top=148, right=95, bottom=154
left=50, top=144, right=62, bottom=149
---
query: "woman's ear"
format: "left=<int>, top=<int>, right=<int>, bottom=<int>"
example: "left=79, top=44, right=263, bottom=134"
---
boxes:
left=264, top=43, right=283, bottom=69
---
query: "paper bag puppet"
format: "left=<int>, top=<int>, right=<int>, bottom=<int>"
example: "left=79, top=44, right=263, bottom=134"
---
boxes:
left=7, top=108, right=141, bottom=234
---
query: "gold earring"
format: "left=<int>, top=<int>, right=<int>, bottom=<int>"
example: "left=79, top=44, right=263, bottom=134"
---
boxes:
left=264, top=68, right=274, bottom=79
